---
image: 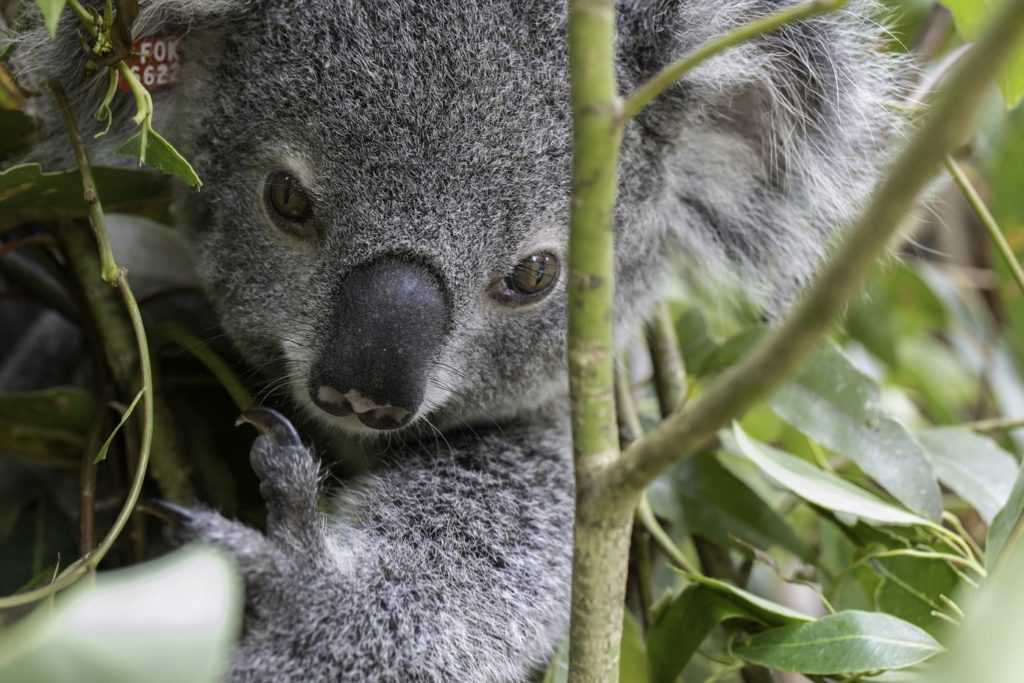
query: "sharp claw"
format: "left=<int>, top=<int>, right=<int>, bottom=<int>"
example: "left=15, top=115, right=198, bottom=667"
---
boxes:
left=236, top=406, right=303, bottom=447
left=145, top=498, right=196, bottom=525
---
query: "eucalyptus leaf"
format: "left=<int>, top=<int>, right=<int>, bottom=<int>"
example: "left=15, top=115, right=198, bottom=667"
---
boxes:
left=646, top=585, right=748, bottom=683
left=0, top=547, right=241, bottom=683
left=986, top=464, right=1024, bottom=570
left=647, top=452, right=812, bottom=561
left=940, top=0, right=1024, bottom=108
left=0, top=163, right=168, bottom=224
left=870, top=555, right=961, bottom=636
left=734, top=611, right=943, bottom=675
left=768, top=342, right=942, bottom=520
left=114, top=127, right=202, bottom=188
left=94, top=389, right=143, bottom=464
left=34, top=0, right=68, bottom=38
left=917, top=427, right=1018, bottom=523
left=619, top=610, right=649, bottom=683
left=729, top=424, right=931, bottom=528
left=0, top=387, right=95, bottom=433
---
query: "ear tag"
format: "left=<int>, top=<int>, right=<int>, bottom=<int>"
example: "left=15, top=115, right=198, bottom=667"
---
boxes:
left=117, top=35, right=184, bottom=92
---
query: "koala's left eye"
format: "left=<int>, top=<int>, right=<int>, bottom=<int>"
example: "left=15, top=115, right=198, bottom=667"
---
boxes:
left=491, top=251, right=560, bottom=306
left=265, top=172, right=313, bottom=225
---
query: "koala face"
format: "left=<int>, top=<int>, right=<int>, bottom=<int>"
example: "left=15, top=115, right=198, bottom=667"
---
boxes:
left=174, top=3, right=584, bottom=435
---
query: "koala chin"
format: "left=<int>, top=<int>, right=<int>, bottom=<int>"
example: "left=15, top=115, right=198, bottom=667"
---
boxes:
left=15, top=0, right=903, bottom=680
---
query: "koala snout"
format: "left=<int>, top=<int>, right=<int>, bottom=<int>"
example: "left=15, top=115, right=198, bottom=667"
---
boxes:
left=309, top=259, right=447, bottom=430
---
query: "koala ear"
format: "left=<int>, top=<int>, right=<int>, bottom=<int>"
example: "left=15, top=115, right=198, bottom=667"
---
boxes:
left=615, top=0, right=903, bottom=308
left=13, top=0, right=255, bottom=165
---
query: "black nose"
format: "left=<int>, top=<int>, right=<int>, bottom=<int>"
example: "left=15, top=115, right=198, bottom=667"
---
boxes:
left=309, top=258, right=446, bottom=430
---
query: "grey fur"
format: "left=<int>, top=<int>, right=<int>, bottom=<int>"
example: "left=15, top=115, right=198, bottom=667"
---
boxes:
left=11, top=1, right=903, bottom=680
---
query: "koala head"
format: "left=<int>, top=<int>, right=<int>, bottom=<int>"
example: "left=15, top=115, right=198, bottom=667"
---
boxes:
left=19, top=0, right=899, bottom=436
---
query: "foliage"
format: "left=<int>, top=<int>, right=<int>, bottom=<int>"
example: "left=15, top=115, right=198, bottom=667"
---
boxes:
left=0, top=0, right=1023, bottom=682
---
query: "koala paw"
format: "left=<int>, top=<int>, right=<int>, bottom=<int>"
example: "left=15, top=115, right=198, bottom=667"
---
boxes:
left=237, top=407, right=325, bottom=552
left=156, top=408, right=324, bottom=578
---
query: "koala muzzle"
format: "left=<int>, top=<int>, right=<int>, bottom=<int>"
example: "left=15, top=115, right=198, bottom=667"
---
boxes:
left=309, top=259, right=446, bottom=430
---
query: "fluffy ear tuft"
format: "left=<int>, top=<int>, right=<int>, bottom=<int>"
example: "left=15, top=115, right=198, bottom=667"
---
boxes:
left=10, top=0, right=256, bottom=168
left=617, top=0, right=909, bottom=310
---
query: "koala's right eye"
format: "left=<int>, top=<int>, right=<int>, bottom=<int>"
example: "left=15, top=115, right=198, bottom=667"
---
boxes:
left=265, top=172, right=313, bottom=228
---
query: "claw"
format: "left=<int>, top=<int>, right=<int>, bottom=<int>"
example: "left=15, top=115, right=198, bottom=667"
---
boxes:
left=236, top=406, right=303, bottom=447
left=144, top=498, right=196, bottom=525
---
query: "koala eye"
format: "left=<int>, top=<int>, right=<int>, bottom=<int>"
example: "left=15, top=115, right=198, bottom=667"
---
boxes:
left=265, top=172, right=313, bottom=225
left=492, top=251, right=560, bottom=305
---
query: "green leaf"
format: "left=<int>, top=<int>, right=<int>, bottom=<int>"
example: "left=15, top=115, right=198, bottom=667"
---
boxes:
left=685, top=573, right=814, bottom=626
left=986, top=464, right=1024, bottom=570
left=647, top=452, right=813, bottom=562
left=870, top=555, right=961, bottom=636
left=729, top=424, right=932, bottom=528
left=619, top=610, right=649, bottom=683
left=917, top=427, right=1018, bottom=524
left=647, top=585, right=747, bottom=683
left=94, top=389, right=143, bottom=464
left=734, top=611, right=943, bottom=675
left=34, top=0, right=68, bottom=38
left=940, top=0, right=1024, bottom=108
left=647, top=575, right=812, bottom=683
left=0, top=387, right=95, bottom=433
left=0, top=546, right=242, bottom=683
left=0, top=109, right=35, bottom=163
left=0, top=163, right=169, bottom=225
left=933, top=537, right=1024, bottom=683
left=114, top=127, right=202, bottom=188
left=768, top=342, right=942, bottom=521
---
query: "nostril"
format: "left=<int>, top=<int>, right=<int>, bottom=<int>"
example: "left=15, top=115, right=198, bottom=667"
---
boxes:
left=312, top=385, right=355, bottom=417
left=311, top=385, right=413, bottom=428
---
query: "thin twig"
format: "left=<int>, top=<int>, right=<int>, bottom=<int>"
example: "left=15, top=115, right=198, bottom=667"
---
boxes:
left=964, top=415, right=1024, bottom=434
left=645, top=302, right=687, bottom=416
left=945, top=155, right=1024, bottom=298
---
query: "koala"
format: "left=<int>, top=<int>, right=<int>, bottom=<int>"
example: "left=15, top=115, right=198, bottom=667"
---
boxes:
left=11, top=0, right=901, bottom=680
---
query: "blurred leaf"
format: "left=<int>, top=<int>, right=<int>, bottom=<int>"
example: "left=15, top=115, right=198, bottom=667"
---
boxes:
left=870, top=555, right=961, bottom=636
left=0, top=109, right=34, bottom=162
left=940, top=0, right=1024, bottom=107
left=895, top=337, right=978, bottom=423
left=648, top=452, right=813, bottom=561
left=769, top=342, right=942, bottom=521
left=986, top=464, right=1024, bottom=570
left=0, top=163, right=169, bottom=226
left=0, top=417, right=82, bottom=465
left=729, top=424, right=932, bottom=528
left=619, top=610, right=649, bottom=683
left=34, top=0, right=68, bottom=38
left=0, top=546, right=242, bottom=683
left=930, top=537, right=1024, bottom=683
left=734, top=611, right=943, bottom=675
left=0, top=387, right=95, bottom=433
left=917, top=427, right=1018, bottom=523
left=114, top=127, right=202, bottom=188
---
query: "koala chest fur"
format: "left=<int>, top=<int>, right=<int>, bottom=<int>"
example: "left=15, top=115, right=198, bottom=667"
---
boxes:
left=15, top=0, right=901, bottom=680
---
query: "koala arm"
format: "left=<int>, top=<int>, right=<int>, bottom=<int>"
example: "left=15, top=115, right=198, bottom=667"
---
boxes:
left=177, top=409, right=574, bottom=683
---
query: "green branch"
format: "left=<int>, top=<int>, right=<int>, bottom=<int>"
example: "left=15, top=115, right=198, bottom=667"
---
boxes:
left=944, top=155, right=1024, bottom=299
left=621, top=0, right=847, bottom=122
left=0, top=83, right=157, bottom=609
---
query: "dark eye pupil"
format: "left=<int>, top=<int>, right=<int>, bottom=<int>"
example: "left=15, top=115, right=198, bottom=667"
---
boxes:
left=508, top=253, right=557, bottom=295
left=268, top=173, right=311, bottom=222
